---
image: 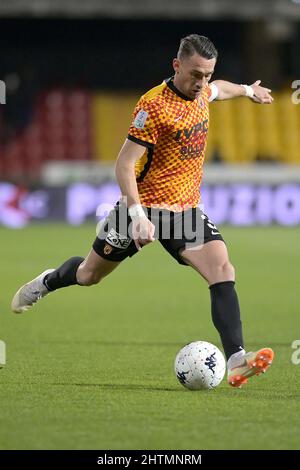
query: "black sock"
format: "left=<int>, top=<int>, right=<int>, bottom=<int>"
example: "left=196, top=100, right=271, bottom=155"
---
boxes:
left=209, top=281, right=244, bottom=360
left=43, top=256, right=84, bottom=291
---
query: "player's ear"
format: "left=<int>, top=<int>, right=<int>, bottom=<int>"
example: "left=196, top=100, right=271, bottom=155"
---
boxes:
left=173, top=58, right=180, bottom=74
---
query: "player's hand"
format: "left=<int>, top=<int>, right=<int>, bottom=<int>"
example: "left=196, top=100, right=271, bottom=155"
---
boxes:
left=131, top=216, right=156, bottom=251
left=250, top=80, right=273, bottom=104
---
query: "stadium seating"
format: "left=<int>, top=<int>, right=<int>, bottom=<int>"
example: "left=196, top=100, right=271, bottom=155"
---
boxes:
left=1, top=88, right=91, bottom=181
left=0, top=88, right=299, bottom=181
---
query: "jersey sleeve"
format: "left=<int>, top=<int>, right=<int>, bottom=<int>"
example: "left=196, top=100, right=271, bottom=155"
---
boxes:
left=208, top=83, right=219, bottom=102
left=128, top=98, right=165, bottom=148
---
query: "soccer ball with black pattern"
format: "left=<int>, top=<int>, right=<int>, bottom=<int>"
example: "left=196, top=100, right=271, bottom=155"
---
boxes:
left=174, top=341, right=226, bottom=390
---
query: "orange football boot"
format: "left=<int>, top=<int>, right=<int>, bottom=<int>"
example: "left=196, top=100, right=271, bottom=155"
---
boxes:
left=228, top=348, right=274, bottom=388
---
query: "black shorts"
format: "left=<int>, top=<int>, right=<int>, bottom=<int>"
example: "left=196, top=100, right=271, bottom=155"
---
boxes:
left=93, top=201, right=224, bottom=266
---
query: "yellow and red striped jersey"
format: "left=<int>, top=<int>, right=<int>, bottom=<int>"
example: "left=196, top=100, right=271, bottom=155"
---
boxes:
left=128, top=77, right=212, bottom=211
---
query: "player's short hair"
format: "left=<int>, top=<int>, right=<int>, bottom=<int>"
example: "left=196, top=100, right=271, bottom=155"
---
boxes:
left=178, top=34, right=218, bottom=60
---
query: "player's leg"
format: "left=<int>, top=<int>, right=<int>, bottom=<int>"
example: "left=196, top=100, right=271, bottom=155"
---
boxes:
left=11, top=250, right=121, bottom=314
left=180, top=234, right=274, bottom=388
left=180, top=239, right=245, bottom=363
left=159, top=209, right=243, bottom=362
left=11, top=200, right=138, bottom=313
left=45, top=249, right=122, bottom=290
left=160, top=208, right=274, bottom=387
left=76, top=249, right=120, bottom=286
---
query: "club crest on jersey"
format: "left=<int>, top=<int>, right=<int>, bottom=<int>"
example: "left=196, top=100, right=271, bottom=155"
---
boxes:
left=133, top=109, right=148, bottom=129
left=103, top=243, right=113, bottom=255
left=106, top=228, right=131, bottom=250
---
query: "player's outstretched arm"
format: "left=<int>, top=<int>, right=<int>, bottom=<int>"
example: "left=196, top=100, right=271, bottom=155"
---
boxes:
left=210, top=79, right=273, bottom=104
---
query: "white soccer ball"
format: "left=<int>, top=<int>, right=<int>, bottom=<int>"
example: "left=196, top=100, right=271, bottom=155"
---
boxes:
left=174, top=341, right=226, bottom=390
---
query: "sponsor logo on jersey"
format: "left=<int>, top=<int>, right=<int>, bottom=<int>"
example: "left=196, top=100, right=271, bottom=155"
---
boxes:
left=174, top=119, right=208, bottom=142
left=106, top=228, right=131, bottom=249
left=133, top=109, right=148, bottom=129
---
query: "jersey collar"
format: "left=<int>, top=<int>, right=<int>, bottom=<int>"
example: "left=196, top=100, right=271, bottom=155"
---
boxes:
left=165, top=76, right=193, bottom=101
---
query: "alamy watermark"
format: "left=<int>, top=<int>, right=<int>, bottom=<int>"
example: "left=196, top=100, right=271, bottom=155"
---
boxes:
left=291, top=80, right=300, bottom=104
left=0, top=80, right=6, bottom=104
left=291, top=340, right=300, bottom=365
left=94, top=198, right=220, bottom=252
left=0, top=340, right=6, bottom=366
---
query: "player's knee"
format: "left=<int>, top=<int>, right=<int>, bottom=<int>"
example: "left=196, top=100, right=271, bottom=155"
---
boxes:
left=76, top=268, right=103, bottom=286
left=221, top=260, right=235, bottom=278
left=208, top=260, right=235, bottom=284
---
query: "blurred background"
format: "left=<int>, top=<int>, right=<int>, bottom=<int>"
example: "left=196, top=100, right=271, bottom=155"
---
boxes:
left=1, top=0, right=300, bottom=227
left=1, top=1, right=300, bottom=452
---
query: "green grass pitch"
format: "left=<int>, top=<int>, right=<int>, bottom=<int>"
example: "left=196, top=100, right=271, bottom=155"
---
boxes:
left=0, top=224, right=300, bottom=450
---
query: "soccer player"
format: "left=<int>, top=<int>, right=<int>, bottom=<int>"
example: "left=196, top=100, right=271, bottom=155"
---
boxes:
left=12, top=34, right=274, bottom=388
